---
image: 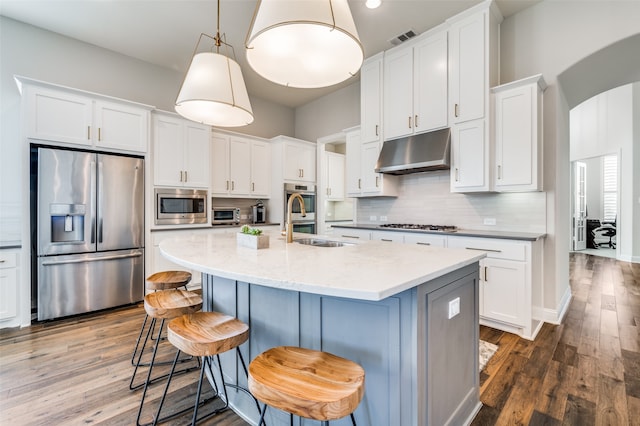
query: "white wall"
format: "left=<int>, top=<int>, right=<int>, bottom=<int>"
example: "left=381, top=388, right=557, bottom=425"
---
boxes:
left=0, top=16, right=296, bottom=242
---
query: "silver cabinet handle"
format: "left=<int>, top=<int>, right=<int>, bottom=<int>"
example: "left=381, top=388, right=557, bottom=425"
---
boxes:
left=341, top=235, right=360, bottom=239
left=455, top=103, right=459, bottom=117
left=465, top=247, right=502, bottom=253
left=484, top=266, right=488, bottom=282
left=98, top=127, right=102, bottom=141
left=415, top=115, right=419, bottom=128
left=252, top=182, right=255, bottom=192
left=455, top=168, right=459, bottom=182
left=375, top=176, right=379, bottom=188
left=381, top=238, right=392, bottom=242
left=408, top=116, right=412, bottom=129
left=416, top=242, right=431, bottom=246
left=358, top=178, right=361, bottom=189
left=226, top=180, right=229, bottom=190
left=375, top=124, right=379, bottom=136
left=184, top=171, right=188, bottom=182
left=180, top=171, right=183, bottom=182
left=87, top=126, right=91, bottom=140
left=497, top=165, right=502, bottom=180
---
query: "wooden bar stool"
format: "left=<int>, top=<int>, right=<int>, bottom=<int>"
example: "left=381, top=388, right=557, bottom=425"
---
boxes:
left=248, top=346, right=366, bottom=426
left=131, top=271, right=192, bottom=366
left=146, top=312, right=261, bottom=426
left=130, top=288, right=202, bottom=392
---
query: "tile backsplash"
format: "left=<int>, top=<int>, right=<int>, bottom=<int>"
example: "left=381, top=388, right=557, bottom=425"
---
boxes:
left=356, top=171, right=547, bottom=233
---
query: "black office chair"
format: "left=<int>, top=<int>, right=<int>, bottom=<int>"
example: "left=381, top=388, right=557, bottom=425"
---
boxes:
left=592, top=217, right=616, bottom=248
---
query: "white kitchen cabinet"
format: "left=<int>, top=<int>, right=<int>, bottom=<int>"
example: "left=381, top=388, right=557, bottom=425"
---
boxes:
left=211, top=131, right=271, bottom=198
left=282, top=139, right=316, bottom=183
left=450, top=119, right=490, bottom=192
left=153, top=113, right=210, bottom=188
left=0, top=250, right=18, bottom=322
left=324, top=152, right=345, bottom=201
left=360, top=53, right=384, bottom=144
left=345, top=128, right=398, bottom=197
left=446, top=235, right=543, bottom=340
left=447, top=3, right=501, bottom=193
left=371, top=230, right=404, bottom=243
left=492, top=75, right=546, bottom=192
left=402, top=233, right=447, bottom=247
left=384, top=27, right=448, bottom=140
left=334, top=228, right=371, bottom=241
left=18, top=77, right=151, bottom=153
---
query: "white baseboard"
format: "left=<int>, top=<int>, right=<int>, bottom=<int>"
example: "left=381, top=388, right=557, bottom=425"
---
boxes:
left=543, top=286, right=572, bottom=324
left=617, top=254, right=640, bottom=263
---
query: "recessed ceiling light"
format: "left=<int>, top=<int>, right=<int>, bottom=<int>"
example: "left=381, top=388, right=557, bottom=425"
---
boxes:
left=366, top=0, right=381, bottom=9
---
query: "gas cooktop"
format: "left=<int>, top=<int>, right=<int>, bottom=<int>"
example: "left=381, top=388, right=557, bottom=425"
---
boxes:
left=378, top=223, right=458, bottom=232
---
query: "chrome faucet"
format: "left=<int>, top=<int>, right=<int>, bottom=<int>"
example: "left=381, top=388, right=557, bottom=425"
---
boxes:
left=286, top=193, right=306, bottom=243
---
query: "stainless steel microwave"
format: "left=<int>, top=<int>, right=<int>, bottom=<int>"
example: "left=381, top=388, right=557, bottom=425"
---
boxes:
left=212, top=207, right=241, bottom=225
left=155, top=188, right=208, bottom=225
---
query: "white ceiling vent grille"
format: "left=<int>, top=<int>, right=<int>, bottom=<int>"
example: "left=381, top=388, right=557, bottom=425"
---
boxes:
left=388, top=29, right=418, bottom=46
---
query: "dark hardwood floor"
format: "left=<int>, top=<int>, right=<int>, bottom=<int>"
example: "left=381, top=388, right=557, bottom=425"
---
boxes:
left=1, top=252, right=638, bottom=425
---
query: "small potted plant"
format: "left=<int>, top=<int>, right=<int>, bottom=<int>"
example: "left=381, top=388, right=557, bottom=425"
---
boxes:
left=237, top=225, right=269, bottom=249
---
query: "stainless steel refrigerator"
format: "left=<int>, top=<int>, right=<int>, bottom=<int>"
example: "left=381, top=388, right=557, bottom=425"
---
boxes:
left=32, top=147, right=144, bottom=321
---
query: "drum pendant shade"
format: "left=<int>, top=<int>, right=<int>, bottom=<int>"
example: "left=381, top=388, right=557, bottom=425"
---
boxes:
left=175, top=50, right=253, bottom=127
left=245, top=0, right=364, bottom=88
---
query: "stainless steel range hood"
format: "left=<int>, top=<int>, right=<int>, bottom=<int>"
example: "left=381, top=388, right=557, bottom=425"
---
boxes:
left=375, top=128, right=451, bottom=175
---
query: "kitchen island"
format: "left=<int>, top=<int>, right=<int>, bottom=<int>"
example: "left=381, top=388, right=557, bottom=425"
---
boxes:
left=160, top=231, right=486, bottom=426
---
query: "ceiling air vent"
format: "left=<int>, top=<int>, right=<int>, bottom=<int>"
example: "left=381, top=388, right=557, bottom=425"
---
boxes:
left=388, top=29, right=418, bottom=46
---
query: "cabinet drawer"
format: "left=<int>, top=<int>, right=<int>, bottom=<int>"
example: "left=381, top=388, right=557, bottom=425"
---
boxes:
left=447, top=236, right=526, bottom=261
left=0, top=252, right=17, bottom=269
left=371, top=230, right=404, bottom=243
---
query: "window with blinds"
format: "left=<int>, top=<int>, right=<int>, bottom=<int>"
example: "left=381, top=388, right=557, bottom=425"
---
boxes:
left=602, top=155, right=617, bottom=222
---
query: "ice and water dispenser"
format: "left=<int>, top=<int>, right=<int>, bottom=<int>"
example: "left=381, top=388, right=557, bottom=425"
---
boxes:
left=49, top=203, right=86, bottom=243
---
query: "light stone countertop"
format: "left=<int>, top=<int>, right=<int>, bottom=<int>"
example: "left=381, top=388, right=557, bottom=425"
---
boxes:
left=159, top=230, right=485, bottom=301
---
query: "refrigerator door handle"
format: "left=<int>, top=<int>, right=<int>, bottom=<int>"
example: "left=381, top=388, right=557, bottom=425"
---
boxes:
left=97, top=161, right=103, bottom=244
left=91, top=159, right=97, bottom=245
left=40, top=251, right=143, bottom=266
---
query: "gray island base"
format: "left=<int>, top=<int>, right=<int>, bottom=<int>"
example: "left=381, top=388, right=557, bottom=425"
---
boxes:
left=160, top=231, right=485, bottom=425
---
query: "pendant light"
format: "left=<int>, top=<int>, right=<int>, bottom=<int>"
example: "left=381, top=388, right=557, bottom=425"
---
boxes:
left=245, top=0, right=364, bottom=88
left=175, top=0, right=253, bottom=127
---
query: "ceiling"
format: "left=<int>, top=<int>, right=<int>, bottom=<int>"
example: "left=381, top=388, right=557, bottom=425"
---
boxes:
left=0, top=0, right=541, bottom=108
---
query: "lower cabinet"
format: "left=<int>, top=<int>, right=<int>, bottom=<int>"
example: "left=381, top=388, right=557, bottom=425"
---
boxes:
left=331, top=227, right=544, bottom=340
left=0, top=250, right=18, bottom=322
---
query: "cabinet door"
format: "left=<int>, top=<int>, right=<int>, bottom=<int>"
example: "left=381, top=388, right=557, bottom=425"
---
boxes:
left=229, top=137, right=252, bottom=195
left=211, top=134, right=230, bottom=195
left=480, top=258, right=526, bottom=326
left=383, top=47, right=414, bottom=139
left=298, top=144, right=316, bottom=182
left=494, top=85, right=536, bottom=191
left=335, top=228, right=371, bottom=240
left=326, top=152, right=345, bottom=200
left=284, top=142, right=315, bottom=182
left=182, top=123, right=210, bottom=188
left=361, top=54, right=383, bottom=144
left=346, top=130, right=362, bottom=196
left=413, top=31, right=448, bottom=132
left=449, top=12, right=485, bottom=124
left=450, top=119, right=488, bottom=192
left=153, top=115, right=184, bottom=187
left=27, top=87, right=92, bottom=146
left=361, top=141, right=382, bottom=194
left=251, top=141, right=271, bottom=197
left=0, top=252, right=17, bottom=320
left=94, top=100, right=148, bottom=153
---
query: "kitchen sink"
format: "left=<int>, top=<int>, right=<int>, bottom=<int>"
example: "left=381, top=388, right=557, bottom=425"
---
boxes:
left=294, top=238, right=354, bottom=248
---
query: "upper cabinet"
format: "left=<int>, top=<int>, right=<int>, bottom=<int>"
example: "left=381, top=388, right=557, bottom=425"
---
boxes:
left=324, top=152, right=346, bottom=201
left=384, top=27, right=448, bottom=140
left=17, top=77, right=151, bottom=154
left=271, top=136, right=316, bottom=184
left=447, top=2, right=502, bottom=192
left=153, top=113, right=210, bottom=188
left=360, top=53, right=384, bottom=144
left=492, top=75, right=546, bottom=192
left=345, top=127, right=398, bottom=197
left=211, top=132, right=271, bottom=198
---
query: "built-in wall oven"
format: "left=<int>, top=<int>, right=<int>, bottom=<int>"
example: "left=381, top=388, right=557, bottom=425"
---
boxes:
left=155, top=188, right=208, bottom=225
left=284, top=183, right=316, bottom=234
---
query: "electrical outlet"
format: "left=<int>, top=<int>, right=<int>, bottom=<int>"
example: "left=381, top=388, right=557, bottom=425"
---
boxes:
left=448, top=297, right=460, bottom=319
left=380, top=215, right=388, bottom=222
left=483, top=218, right=496, bottom=226
left=370, top=215, right=377, bottom=221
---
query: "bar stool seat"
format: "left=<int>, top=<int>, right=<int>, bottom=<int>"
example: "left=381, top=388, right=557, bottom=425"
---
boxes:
left=249, top=346, right=365, bottom=425
left=130, top=289, right=202, bottom=391
left=149, top=312, right=258, bottom=426
left=146, top=270, right=192, bottom=291
left=131, top=271, right=192, bottom=366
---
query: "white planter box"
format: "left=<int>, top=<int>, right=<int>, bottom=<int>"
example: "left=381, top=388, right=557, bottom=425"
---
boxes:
left=237, top=233, right=270, bottom=249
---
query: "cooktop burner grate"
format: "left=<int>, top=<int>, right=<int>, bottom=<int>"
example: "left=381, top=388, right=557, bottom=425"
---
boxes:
left=378, top=223, right=457, bottom=232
